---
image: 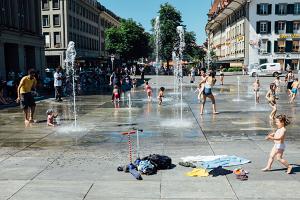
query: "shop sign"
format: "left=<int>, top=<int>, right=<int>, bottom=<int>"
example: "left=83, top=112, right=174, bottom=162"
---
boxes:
left=279, top=34, right=300, bottom=39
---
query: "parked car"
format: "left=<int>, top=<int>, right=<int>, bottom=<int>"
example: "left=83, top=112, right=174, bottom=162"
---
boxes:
left=249, top=63, right=282, bottom=77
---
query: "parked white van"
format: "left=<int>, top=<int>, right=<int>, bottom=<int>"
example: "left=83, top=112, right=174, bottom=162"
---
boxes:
left=249, top=63, right=282, bottom=77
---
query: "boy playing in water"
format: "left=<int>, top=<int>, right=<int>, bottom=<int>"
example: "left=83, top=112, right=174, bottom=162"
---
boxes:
left=262, top=114, right=293, bottom=174
left=266, top=83, right=278, bottom=120
left=145, top=81, right=152, bottom=101
left=158, top=87, right=165, bottom=105
left=46, top=109, right=58, bottom=127
left=289, top=78, right=300, bottom=103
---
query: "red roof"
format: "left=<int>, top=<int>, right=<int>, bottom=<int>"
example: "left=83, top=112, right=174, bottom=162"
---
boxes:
left=208, top=0, right=231, bottom=16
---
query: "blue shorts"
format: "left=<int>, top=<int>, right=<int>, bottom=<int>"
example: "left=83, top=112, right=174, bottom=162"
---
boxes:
left=203, top=87, right=212, bottom=96
left=292, top=88, right=297, bottom=94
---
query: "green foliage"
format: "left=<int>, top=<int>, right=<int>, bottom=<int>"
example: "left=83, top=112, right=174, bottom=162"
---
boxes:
left=227, top=67, right=242, bottom=72
left=105, top=19, right=152, bottom=62
left=156, top=3, right=182, bottom=65
left=184, top=31, right=206, bottom=62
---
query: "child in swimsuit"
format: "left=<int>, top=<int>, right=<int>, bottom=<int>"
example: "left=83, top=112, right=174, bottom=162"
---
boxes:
left=46, top=109, right=58, bottom=127
left=266, top=83, right=278, bottom=120
left=145, top=81, right=152, bottom=101
left=273, top=76, right=281, bottom=92
left=289, top=78, right=299, bottom=103
left=112, top=85, right=120, bottom=102
left=158, top=87, right=165, bottom=105
left=253, top=79, right=260, bottom=103
left=262, top=114, right=292, bottom=174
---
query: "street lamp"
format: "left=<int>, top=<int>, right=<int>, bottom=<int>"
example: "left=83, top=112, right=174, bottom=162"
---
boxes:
left=110, top=54, right=115, bottom=71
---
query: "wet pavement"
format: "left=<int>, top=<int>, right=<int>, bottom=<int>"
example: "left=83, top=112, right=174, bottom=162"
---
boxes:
left=0, top=75, right=300, bottom=200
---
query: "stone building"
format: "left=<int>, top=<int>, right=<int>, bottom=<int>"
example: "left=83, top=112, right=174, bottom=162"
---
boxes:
left=41, top=0, right=120, bottom=68
left=0, top=0, right=45, bottom=80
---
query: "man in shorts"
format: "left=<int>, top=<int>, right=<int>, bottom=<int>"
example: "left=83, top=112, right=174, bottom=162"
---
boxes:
left=16, top=69, right=37, bottom=125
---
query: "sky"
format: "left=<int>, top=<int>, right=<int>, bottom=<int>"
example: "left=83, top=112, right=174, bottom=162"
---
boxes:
left=99, top=0, right=211, bottom=45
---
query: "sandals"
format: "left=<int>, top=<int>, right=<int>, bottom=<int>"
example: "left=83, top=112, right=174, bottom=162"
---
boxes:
left=234, top=168, right=249, bottom=181
left=178, top=162, right=196, bottom=168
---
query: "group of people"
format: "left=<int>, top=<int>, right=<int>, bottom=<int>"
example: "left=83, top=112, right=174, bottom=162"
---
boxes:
left=252, top=71, right=299, bottom=174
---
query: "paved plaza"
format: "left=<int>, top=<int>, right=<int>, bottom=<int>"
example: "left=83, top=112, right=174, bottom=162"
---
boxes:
left=0, top=75, right=300, bottom=200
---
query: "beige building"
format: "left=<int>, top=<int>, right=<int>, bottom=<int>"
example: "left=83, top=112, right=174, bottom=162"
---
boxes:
left=206, top=0, right=248, bottom=68
left=41, top=0, right=120, bottom=68
left=0, top=0, right=45, bottom=80
left=98, top=4, right=121, bottom=61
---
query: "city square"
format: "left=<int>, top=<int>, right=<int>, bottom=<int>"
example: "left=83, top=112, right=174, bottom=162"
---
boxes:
left=1, top=0, right=300, bottom=199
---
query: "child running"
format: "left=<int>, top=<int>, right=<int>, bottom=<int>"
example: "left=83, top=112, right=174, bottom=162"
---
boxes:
left=253, top=79, right=260, bottom=103
left=112, top=85, right=120, bottom=102
left=266, top=83, right=278, bottom=120
left=286, top=71, right=294, bottom=96
left=262, top=114, right=293, bottom=174
left=289, top=78, right=300, bottom=103
left=46, top=109, right=58, bottom=127
left=145, top=81, right=152, bottom=101
left=158, top=87, right=165, bottom=105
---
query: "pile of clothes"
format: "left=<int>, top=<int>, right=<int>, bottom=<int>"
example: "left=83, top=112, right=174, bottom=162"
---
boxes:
left=179, top=155, right=250, bottom=180
left=118, top=154, right=172, bottom=180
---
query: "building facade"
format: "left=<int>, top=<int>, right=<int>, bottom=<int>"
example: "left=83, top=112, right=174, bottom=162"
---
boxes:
left=249, top=0, right=300, bottom=70
left=98, top=4, right=121, bottom=62
left=206, top=0, right=300, bottom=71
left=0, top=0, right=45, bottom=80
left=41, top=0, right=120, bottom=68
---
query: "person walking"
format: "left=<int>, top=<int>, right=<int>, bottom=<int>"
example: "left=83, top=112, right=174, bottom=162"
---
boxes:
left=54, top=67, right=63, bottom=102
left=16, top=69, right=37, bottom=125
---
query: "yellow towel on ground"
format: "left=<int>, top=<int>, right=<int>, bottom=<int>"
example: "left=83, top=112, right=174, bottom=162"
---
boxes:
left=185, top=168, right=209, bottom=177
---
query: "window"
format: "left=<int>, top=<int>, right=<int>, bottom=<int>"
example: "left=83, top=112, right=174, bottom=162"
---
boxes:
left=293, top=40, right=300, bottom=52
left=278, top=4, right=287, bottom=15
left=54, top=32, right=61, bottom=47
left=42, top=15, right=49, bottom=27
left=260, top=22, right=267, bottom=33
left=295, top=3, right=300, bottom=15
left=260, top=63, right=267, bottom=68
left=260, top=4, right=268, bottom=15
left=260, top=40, right=268, bottom=53
left=44, top=32, right=50, bottom=48
left=278, top=21, right=285, bottom=33
left=294, top=22, right=300, bottom=33
left=53, top=14, right=60, bottom=26
left=278, top=40, right=285, bottom=53
left=53, top=0, right=59, bottom=9
left=42, top=0, right=49, bottom=10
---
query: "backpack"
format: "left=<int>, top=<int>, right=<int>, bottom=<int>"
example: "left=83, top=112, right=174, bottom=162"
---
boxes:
left=142, top=154, right=172, bottom=170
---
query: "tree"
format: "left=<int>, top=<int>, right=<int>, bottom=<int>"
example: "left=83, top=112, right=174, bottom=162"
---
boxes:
left=105, top=19, right=152, bottom=63
left=155, top=3, right=182, bottom=69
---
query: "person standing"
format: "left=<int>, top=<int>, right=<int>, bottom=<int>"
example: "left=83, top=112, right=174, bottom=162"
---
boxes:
left=16, top=69, right=37, bottom=125
left=140, top=66, right=145, bottom=81
left=199, top=71, right=218, bottom=115
left=54, top=67, right=63, bottom=102
left=190, top=66, right=196, bottom=83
